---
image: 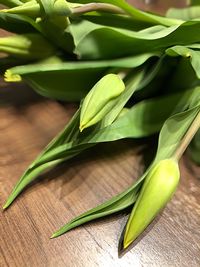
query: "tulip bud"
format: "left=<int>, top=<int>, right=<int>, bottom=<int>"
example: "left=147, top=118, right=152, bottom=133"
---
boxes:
left=0, top=33, right=55, bottom=59
left=123, top=159, right=180, bottom=249
left=80, top=74, right=125, bottom=132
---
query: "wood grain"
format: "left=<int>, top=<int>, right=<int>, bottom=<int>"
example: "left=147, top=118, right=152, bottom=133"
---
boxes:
left=0, top=79, right=200, bottom=267
left=0, top=2, right=200, bottom=266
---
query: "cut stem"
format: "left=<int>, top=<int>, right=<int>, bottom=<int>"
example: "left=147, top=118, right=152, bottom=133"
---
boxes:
left=173, top=111, right=200, bottom=161
left=71, top=3, right=127, bottom=16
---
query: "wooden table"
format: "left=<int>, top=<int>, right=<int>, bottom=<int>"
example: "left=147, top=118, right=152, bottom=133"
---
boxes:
left=0, top=2, right=200, bottom=266
left=0, top=80, right=200, bottom=267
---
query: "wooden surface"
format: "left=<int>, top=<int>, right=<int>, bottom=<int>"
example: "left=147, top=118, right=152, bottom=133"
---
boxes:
left=0, top=2, right=200, bottom=266
left=0, top=80, right=200, bottom=267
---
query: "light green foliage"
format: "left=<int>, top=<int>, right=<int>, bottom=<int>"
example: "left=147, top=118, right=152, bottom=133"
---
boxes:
left=1, top=0, right=200, bottom=251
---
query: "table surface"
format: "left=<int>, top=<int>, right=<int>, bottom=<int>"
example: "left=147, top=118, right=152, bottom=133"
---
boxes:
left=0, top=2, right=200, bottom=267
left=0, top=81, right=200, bottom=267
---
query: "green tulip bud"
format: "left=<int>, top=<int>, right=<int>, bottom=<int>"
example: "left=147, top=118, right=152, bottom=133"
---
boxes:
left=123, top=159, right=180, bottom=249
left=0, top=33, right=55, bottom=59
left=80, top=74, right=125, bottom=132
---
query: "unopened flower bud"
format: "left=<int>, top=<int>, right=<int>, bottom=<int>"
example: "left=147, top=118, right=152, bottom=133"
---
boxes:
left=80, top=74, right=125, bottom=131
left=123, top=159, right=180, bottom=249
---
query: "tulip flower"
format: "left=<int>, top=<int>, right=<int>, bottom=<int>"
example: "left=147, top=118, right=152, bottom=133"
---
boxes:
left=123, top=159, right=180, bottom=249
left=80, top=73, right=125, bottom=131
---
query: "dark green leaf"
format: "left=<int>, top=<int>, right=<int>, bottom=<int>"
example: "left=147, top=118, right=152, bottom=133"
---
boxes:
left=5, top=53, right=158, bottom=101
left=4, top=85, right=199, bottom=209
left=52, top=101, right=200, bottom=238
left=69, top=19, right=200, bottom=59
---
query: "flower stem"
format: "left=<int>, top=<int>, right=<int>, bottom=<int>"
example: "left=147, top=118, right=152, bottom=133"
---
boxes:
left=174, top=111, right=200, bottom=161
left=71, top=3, right=127, bottom=16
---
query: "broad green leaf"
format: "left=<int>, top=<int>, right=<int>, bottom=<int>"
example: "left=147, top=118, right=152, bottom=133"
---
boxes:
left=69, top=19, right=200, bottom=59
left=5, top=52, right=158, bottom=101
left=79, top=87, right=200, bottom=144
left=4, top=86, right=199, bottom=209
left=82, top=12, right=152, bottom=32
left=52, top=101, right=200, bottom=238
left=155, top=106, right=200, bottom=162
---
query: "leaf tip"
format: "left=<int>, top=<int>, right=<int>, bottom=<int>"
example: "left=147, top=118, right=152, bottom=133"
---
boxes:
left=50, top=233, right=56, bottom=239
left=50, top=231, right=60, bottom=239
left=2, top=202, right=9, bottom=210
left=79, top=124, right=84, bottom=132
left=123, top=237, right=132, bottom=250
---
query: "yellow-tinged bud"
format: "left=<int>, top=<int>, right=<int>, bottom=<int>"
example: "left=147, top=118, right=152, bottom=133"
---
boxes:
left=123, top=159, right=180, bottom=249
left=80, top=74, right=125, bottom=131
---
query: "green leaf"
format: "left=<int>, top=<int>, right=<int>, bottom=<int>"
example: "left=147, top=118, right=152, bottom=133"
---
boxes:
left=51, top=174, right=143, bottom=238
left=3, top=109, right=81, bottom=209
left=70, top=0, right=183, bottom=26
left=5, top=52, right=158, bottom=101
left=155, top=106, right=200, bottom=162
left=69, top=19, right=200, bottom=59
left=3, top=85, right=199, bottom=210
left=82, top=12, right=152, bottom=32
left=51, top=101, right=200, bottom=238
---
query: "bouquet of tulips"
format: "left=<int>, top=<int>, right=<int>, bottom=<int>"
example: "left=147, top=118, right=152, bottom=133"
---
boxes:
left=1, top=0, right=200, bottom=250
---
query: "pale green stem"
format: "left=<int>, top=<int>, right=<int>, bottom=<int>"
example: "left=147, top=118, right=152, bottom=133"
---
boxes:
left=71, top=3, right=127, bottom=16
left=173, top=111, right=200, bottom=161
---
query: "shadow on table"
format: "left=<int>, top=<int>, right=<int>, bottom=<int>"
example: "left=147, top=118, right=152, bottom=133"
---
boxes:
left=0, top=79, right=44, bottom=107
left=24, top=137, right=157, bottom=199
